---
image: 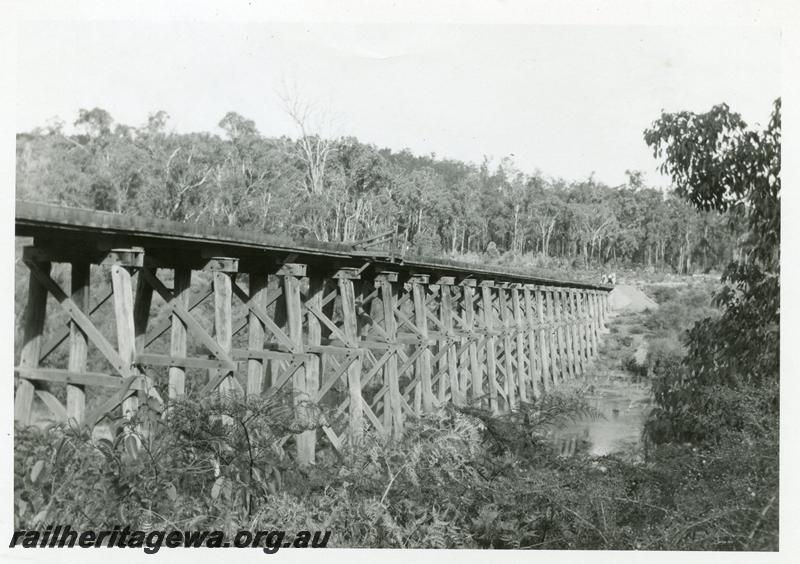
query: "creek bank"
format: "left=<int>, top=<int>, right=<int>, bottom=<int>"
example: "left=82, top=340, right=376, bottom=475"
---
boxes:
left=548, top=283, right=664, bottom=458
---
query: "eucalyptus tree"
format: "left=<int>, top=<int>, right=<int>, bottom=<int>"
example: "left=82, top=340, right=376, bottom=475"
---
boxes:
left=645, top=99, right=780, bottom=389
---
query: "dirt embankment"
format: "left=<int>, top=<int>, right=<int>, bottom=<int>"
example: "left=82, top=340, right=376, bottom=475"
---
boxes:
left=606, top=284, right=659, bottom=369
left=608, top=284, right=658, bottom=313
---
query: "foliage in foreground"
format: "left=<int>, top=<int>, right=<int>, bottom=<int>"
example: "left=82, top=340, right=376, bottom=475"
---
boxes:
left=636, top=99, right=780, bottom=548
left=15, top=390, right=777, bottom=550
left=644, top=99, right=780, bottom=391
left=643, top=100, right=779, bottom=444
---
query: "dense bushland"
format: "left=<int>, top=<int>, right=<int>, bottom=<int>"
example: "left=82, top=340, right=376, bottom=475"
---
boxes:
left=17, top=107, right=743, bottom=272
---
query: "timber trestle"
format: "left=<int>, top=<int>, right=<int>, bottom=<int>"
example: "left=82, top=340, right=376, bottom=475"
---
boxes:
left=14, top=201, right=612, bottom=463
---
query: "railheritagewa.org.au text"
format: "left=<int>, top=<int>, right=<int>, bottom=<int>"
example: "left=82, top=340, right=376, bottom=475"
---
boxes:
left=10, top=525, right=331, bottom=553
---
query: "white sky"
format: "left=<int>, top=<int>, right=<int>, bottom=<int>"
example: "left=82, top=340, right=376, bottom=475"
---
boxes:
left=15, top=21, right=780, bottom=188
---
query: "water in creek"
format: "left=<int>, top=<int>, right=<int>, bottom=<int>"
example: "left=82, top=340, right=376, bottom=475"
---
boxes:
left=548, top=377, right=653, bottom=458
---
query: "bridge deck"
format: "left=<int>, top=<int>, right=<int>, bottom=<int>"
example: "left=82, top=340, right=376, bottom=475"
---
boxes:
left=15, top=200, right=611, bottom=290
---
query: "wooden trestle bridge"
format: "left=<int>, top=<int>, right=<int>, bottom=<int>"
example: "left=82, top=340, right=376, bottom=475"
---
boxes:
left=14, top=201, right=612, bottom=463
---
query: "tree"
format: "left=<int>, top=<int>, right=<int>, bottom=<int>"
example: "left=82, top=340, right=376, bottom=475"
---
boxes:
left=212, top=113, right=272, bottom=226
left=528, top=186, right=561, bottom=257
left=279, top=89, right=335, bottom=197
left=645, top=99, right=780, bottom=386
left=218, top=112, right=259, bottom=140
left=74, top=107, right=114, bottom=140
left=145, top=111, right=170, bottom=135
left=133, top=129, right=217, bottom=222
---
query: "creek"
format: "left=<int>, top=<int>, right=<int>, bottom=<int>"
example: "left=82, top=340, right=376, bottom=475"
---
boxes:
left=549, top=377, right=652, bottom=458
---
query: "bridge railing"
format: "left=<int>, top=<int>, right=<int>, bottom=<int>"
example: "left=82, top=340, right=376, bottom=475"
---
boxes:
left=14, top=201, right=611, bottom=464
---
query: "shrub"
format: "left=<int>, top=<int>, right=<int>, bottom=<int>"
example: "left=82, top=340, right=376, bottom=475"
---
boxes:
left=485, top=241, right=500, bottom=259
left=411, top=230, right=443, bottom=256
left=14, top=392, right=319, bottom=531
left=14, top=387, right=778, bottom=550
left=649, top=286, right=679, bottom=304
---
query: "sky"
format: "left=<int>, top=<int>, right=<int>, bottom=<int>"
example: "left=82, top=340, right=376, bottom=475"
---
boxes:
left=15, top=21, right=780, bottom=188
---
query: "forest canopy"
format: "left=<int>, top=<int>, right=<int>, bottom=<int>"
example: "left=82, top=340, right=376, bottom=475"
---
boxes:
left=16, top=108, right=742, bottom=273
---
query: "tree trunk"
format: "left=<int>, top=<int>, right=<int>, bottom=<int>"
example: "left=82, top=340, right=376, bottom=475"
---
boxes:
left=512, top=205, right=519, bottom=255
left=684, top=229, right=692, bottom=274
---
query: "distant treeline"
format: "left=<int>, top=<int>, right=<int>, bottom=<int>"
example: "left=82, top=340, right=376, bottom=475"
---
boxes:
left=16, top=108, right=743, bottom=273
